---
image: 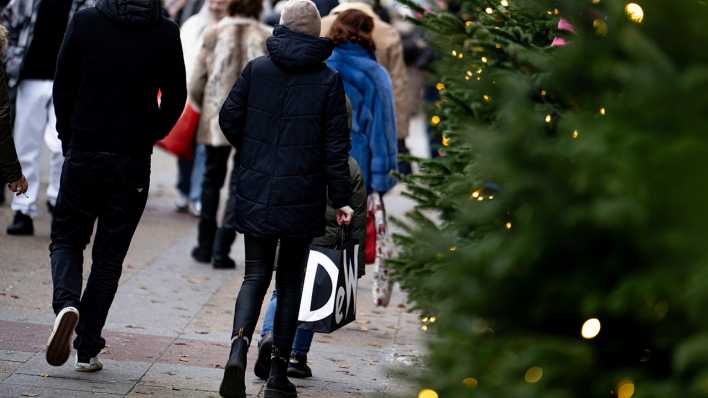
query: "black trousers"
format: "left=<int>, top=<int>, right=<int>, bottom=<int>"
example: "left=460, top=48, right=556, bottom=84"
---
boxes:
left=232, top=236, right=310, bottom=356
left=50, top=152, right=150, bottom=357
left=196, top=145, right=232, bottom=250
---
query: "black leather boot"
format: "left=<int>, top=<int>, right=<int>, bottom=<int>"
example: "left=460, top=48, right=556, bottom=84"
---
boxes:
left=264, top=346, right=297, bottom=398
left=192, top=219, right=216, bottom=263
left=7, top=211, right=34, bottom=236
left=212, top=227, right=237, bottom=269
left=219, top=330, right=249, bottom=398
left=254, top=332, right=273, bottom=380
left=287, top=352, right=312, bottom=379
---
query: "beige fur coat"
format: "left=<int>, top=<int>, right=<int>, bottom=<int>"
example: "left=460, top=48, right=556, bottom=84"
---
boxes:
left=189, top=16, right=271, bottom=147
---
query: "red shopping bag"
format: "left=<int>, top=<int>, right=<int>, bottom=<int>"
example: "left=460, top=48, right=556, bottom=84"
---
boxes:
left=365, top=210, right=376, bottom=264
left=156, top=101, right=200, bottom=160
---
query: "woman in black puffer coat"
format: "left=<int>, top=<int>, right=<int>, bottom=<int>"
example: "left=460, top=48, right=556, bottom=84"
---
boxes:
left=216, top=1, right=352, bottom=397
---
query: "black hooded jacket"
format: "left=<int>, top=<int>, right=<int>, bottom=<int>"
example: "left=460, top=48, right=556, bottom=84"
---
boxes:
left=219, top=25, right=351, bottom=239
left=53, top=0, right=186, bottom=157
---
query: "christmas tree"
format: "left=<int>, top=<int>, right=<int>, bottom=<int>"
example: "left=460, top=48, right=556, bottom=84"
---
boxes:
left=391, top=1, right=708, bottom=397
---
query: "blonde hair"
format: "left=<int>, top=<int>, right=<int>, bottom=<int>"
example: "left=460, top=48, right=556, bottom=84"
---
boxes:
left=0, top=25, right=7, bottom=53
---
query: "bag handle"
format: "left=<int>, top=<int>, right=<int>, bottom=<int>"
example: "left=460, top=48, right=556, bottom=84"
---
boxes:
left=336, top=225, right=352, bottom=250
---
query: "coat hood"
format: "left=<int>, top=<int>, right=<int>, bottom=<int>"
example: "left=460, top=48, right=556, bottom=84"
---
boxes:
left=267, top=25, right=333, bottom=71
left=97, top=0, right=162, bottom=26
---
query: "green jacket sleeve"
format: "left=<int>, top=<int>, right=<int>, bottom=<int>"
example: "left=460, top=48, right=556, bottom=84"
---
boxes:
left=349, top=158, right=368, bottom=278
left=0, top=64, right=20, bottom=183
left=312, top=157, right=368, bottom=277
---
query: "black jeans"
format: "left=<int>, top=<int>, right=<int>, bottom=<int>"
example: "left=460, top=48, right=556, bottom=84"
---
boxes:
left=232, top=236, right=310, bottom=356
left=196, top=145, right=232, bottom=250
left=50, top=152, right=150, bottom=357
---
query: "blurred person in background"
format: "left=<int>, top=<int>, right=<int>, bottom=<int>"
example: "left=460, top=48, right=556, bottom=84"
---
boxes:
left=321, top=0, right=412, bottom=175
left=48, top=0, right=185, bottom=371
left=166, top=0, right=204, bottom=26
left=216, top=0, right=353, bottom=396
left=1, top=0, right=94, bottom=235
left=262, top=0, right=338, bottom=26
left=0, top=25, right=27, bottom=199
left=188, top=0, right=271, bottom=269
left=173, top=0, right=228, bottom=217
left=326, top=9, right=397, bottom=195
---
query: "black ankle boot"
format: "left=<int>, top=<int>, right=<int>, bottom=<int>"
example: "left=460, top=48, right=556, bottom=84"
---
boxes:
left=7, top=211, right=34, bottom=236
left=287, top=352, right=312, bottom=379
left=212, top=228, right=237, bottom=269
left=219, top=332, right=249, bottom=398
left=254, top=333, right=273, bottom=380
left=192, top=220, right=216, bottom=263
left=264, top=346, right=297, bottom=398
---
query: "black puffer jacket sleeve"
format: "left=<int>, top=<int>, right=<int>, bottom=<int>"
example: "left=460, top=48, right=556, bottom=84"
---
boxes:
left=0, top=64, right=20, bottom=182
left=219, top=62, right=252, bottom=150
left=324, top=73, right=351, bottom=209
left=155, top=24, right=187, bottom=141
left=53, top=15, right=81, bottom=156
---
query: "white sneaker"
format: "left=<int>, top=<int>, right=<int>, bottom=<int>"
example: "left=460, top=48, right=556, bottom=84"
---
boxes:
left=188, top=201, right=202, bottom=217
left=46, top=307, right=80, bottom=367
left=175, top=194, right=189, bottom=213
left=74, top=355, right=103, bottom=372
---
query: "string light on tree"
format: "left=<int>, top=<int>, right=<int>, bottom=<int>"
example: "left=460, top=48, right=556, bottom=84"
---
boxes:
left=616, top=379, right=636, bottom=398
left=500, top=0, right=509, bottom=7
left=431, top=115, right=441, bottom=126
left=505, top=221, right=512, bottom=230
left=463, top=377, right=479, bottom=388
left=524, top=367, right=544, bottom=384
left=593, top=19, right=608, bottom=35
left=483, top=95, right=492, bottom=103
left=442, top=135, right=450, bottom=146
left=572, top=129, right=580, bottom=139
left=545, top=114, right=552, bottom=123
left=625, top=3, right=644, bottom=23
left=418, top=389, right=438, bottom=398
left=485, top=7, right=493, bottom=14
left=435, top=82, right=445, bottom=91
left=581, top=318, right=602, bottom=339
left=600, top=107, right=607, bottom=116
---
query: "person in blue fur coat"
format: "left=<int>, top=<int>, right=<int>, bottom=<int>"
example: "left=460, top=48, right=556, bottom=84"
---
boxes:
left=325, top=8, right=397, bottom=194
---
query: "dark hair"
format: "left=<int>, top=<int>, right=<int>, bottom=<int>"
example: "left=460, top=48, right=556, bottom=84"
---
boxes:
left=228, top=0, right=263, bottom=18
left=327, top=9, right=376, bottom=53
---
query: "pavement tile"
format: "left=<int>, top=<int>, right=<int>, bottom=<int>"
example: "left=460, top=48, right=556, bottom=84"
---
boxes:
left=0, top=351, right=34, bottom=363
left=7, top=356, right=150, bottom=395
left=140, top=363, right=266, bottom=395
left=157, top=339, right=228, bottom=369
left=4, top=373, right=136, bottom=396
left=0, top=361, right=20, bottom=383
left=99, top=332, right=173, bottom=363
left=127, top=384, right=222, bottom=397
left=0, top=321, right=48, bottom=354
left=0, top=383, right=121, bottom=397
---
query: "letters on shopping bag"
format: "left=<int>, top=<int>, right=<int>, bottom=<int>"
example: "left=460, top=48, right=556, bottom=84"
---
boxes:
left=298, top=243, right=359, bottom=333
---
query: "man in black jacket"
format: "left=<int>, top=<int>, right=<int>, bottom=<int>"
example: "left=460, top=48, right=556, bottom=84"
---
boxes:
left=46, top=0, right=186, bottom=372
left=216, top=1, right=352, bottom=397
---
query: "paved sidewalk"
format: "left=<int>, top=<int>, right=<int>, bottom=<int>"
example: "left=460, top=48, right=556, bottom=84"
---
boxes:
left=0, top=151, right=422, bottom=398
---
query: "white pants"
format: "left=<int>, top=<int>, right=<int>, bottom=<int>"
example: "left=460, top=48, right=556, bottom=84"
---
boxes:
left=11, top=80, right=64, bottom=218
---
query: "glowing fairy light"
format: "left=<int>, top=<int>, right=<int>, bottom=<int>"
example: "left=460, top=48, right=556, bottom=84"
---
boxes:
left=581, top=318, right=601, bottom=339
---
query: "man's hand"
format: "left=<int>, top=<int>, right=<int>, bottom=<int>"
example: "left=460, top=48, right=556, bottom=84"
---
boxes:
left=8, top=175, right=28, bottom=196
left=336, top=206, right=354, bottom=225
